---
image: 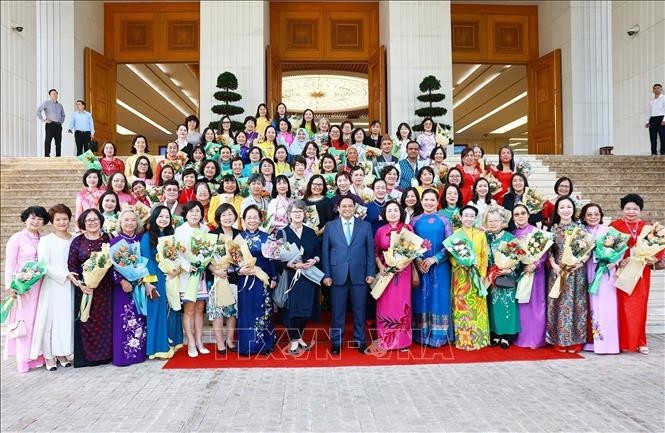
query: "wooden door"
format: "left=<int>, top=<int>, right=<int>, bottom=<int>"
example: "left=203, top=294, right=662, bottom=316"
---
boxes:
left=85, top=48, right=116, bottom=147
left=266, top=45, right=282, bottom=116
left=527, top=49, right=562, bottom=154
left=368, top=45, right=387, bottom=125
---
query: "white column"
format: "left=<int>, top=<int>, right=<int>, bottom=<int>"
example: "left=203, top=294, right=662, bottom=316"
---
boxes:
left=379, top=1, right=454, bottom=154
left=36, top=0, right=76, bottom=156
left=568, top=1, right=614, bottom=155
left=199, top=1, right=268, bottom=129
left=1, top=1, right=37, bottom=157
left=612, top=1, right=665, bottom=155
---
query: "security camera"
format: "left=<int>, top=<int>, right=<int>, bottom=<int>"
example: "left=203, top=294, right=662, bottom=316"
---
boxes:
left=627, top=25, right=639, bottom=37
left=12, top=26, right=23, bottom=32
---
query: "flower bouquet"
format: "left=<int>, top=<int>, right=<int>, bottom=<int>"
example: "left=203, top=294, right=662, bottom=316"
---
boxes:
left=221, top=235, right=270, bottom=291
left=486, top=239, right=526, bottom=287
left=549, top=225, right=594, bottom=299
left=80, top=243, right=112, bottom=322
left=364, top=146, right=382, bottom=161
left=0, top=260, right=46, bottom=324
left=322, top=173, right=337, bottom=198
left=327, top=148, right=347, bottom=166
left=77, top=149, right=102, bottom=171
left=451, top=212, right=462, bottom=230
left=443, top=231, right=487, bottom=296
left=145, top=185, right=164, bottom=204
left=515, top=229, right=554, bottom=303
left=182, top=231, right=218, bottom=302
left=354, top=204, right=368, bottom=219
left=615, top=222, right=665, bottom=295
left=483, top=172, right=503, bottom=197
left=435, top=124, right=452, bottom=147
left=304, top=205, right=320, bottom=229
left=263, top=235, right=324, bottom=285
left=102, top=213, right=119, bottom=237
left=205, top=141, right=222, bottom=161
left=588, top=228, right=629, bottom=295
left=390, top=135, right=404, bottom=158
left=237, top=177, right=250, bottom=198
left=208, top=234, right=236, bottom=308
left=171, top=215, right=185, bottom=229
left=515, top=159, right=531, bottom=177
left=121, top=202, right=151, bottom=225
left=110, top=240, right=153, bottom=315
left=258, top=211, right=276, bottom=234
left=156, top=236, right=187, bottom=310
left=523, top=187, right=545, bottom=214
left=164, top=152, right=187, bottom=174
left=370, top=229, right=428, bottom=299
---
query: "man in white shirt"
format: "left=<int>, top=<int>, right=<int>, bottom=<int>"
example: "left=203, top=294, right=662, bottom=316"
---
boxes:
left=645, top=83, right=665, bottom=155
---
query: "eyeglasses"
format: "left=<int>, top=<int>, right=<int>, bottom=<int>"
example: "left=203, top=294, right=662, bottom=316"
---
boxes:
left=85, top=219, right=100, bottom=224
left=311, top=183, right=324, bottom=187
left=222, top=121, right=231, bottom=124
left=513, top=211, right=528, bottom=216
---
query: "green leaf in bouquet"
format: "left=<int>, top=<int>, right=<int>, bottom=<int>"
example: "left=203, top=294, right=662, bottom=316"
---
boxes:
left=77, top=150, right=102, bottom=171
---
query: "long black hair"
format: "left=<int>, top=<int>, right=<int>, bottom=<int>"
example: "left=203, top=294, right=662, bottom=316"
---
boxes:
left=147, top=205, right=174, bottom=248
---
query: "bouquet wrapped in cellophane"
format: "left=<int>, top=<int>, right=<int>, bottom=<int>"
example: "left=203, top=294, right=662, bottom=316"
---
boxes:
left=80, top=243, right=112, bottom=322
left=110, top=240, right=155, bottom=316
left=102, top=213, right=119, bottom=237
left=0, top=260, right=46, bottom=323
left=515, top=159, right=531, bottom=177
left=588, top=228, right=629, bottom=295
left=486, top=239, right=526, bottom=287
left=443, top=231, right=487, bottom=296
left=145, top=185, right=164, bottom=204
left=208, top=234, right=237, bottom=308
left=615, top=222, right=665, bottom=295
left=182, top=231, right=218, bottom=302
left=258, top=211, right=276, bottom=234
left=156, top=236, right=187, bottom=311
left=262, top=235, right=324, bottom=287
left=515, top=229, right=554, bottom=303
left=304, top=205, right=320, bottom=230
left=322, top=173, right=337, bottom=198
left=220, top=235, right=270, bottom=291
left=363, top=146, right=382, bottom=161
left=163, top=152, right=188, bottom=174
left=205, top=141, right=222, bottom=161
left=121, top=202, right=151, bottom=225
left=549, top=225, right=594, bottom=299
left=523, top=187, right=545, bottom=214
left=77, top=149, right=102, bottom=171
left=370, top=229, right=428, bottom=299
left=483, top=172, right=503, bottom=197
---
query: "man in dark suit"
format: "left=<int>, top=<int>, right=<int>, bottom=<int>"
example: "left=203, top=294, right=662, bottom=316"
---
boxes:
left=322, top=196, right=376, bottom=354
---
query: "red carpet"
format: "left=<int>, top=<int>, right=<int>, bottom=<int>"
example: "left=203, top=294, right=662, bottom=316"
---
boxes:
left=163, top=321, right=582, bottom=369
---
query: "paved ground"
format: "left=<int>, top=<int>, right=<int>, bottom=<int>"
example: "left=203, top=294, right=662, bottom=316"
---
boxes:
left=1, top=335, right=664, bottom=433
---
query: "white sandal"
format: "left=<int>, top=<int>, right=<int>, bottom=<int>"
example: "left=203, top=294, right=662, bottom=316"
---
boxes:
left=638, top=346, right=649, bottom=355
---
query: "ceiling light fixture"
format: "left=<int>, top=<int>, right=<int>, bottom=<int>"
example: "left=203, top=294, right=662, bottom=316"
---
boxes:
left=453, top=65, right=511, bottom=109
left=455, top=64, right=481, bottom=86
left=126, top=64, right=191, bottom=116
left=456, top=91, right=527, bottom=133
left=156, top=64, right=199, bottom=109
left=117, top=99, right=171, bottom=134
left=116, top=124, right=137, bottom=136
left=490, top=115, right=528, bottom=134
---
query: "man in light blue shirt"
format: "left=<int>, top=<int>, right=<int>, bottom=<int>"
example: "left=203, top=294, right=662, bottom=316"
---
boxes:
left=68, top=100, right=95, bottom=156
left=36, top=88, right=65, bottom=157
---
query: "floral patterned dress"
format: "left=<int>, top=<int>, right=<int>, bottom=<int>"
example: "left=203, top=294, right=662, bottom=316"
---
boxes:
left=110, top=233, right=146, bottom=366
left=451, top=227, right=490, bottom=351
left=236, top=230, right=276, bottom=355
left=546, top=222, right=588, bottom=348
left=486, top=230, right=520, bottom=337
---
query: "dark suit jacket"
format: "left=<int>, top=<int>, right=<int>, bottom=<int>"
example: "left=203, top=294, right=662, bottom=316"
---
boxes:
left=503, top=191, right=542, bottom=231
left=322, top=217, right=376, bottom=285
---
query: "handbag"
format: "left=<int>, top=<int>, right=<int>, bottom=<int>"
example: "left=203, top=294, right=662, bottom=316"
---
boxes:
left=494, top=275, right=516, bottom=288
left=7, top=297, right=26, bottom=339
left=273, top=269, right=290, bottom=308
left=411, top=266, right=420, bottom=288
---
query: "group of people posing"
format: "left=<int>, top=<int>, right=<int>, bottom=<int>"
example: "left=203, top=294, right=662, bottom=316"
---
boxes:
left=4, top=103, right=663, bottom=373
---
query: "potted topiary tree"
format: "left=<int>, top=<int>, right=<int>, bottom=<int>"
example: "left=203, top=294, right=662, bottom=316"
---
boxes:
left=412, top=75, right=452, bottom=145
left=209, top=71, right=245, bottom=131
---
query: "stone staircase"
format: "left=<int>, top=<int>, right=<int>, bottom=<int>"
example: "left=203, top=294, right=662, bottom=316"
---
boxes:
left=536, top=156, right=665, bottom=334
left=1, top=156, right=663, bottom=333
